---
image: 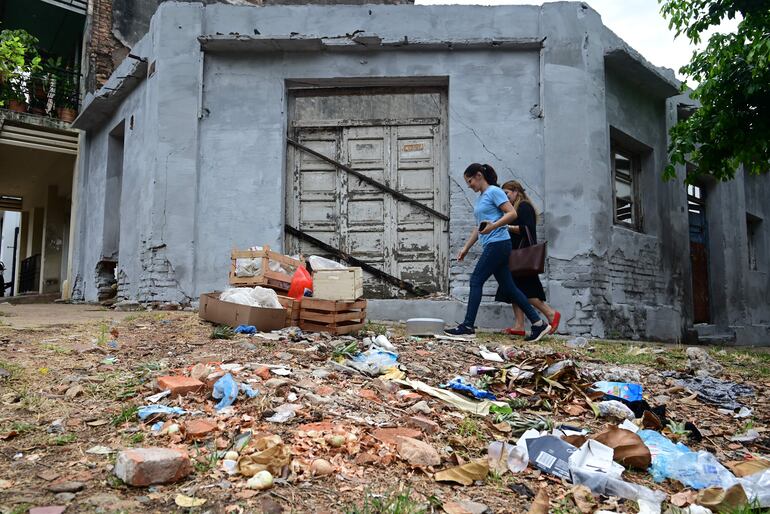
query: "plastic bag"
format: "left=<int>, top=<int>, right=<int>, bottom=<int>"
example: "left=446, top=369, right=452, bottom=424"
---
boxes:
left=351, top=348, right=399, bottom=372
left=738, top=468, right=770, bottom=507
left=287, top=266, right=312, bottom=300
left=213, top=373, right=239, bottom=410
left=219, top=287, right=281, bottom=308
left=308, top=255, right=347, bottom=271
left=137, top=405, right=186, bottom=420
left=571, top=468, right=666, bottom=505
left=235, top=325, right=257, bottom=334
left=444, top=377, right=497, bottom=401
left=593, top=381, right=644, bottom=402
left=598, top=400, right=636, bottom=420
left=638, top=430, right=737, bottom=490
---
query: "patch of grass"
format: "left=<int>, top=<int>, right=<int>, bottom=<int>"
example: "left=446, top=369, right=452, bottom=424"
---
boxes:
left=712, top=348, right=770, bottom=379
left=551, top=498, right=580, bottom=514
left=40, top=342, right=72, bottom=354
left=332, top=341, right=360, bottom=361
left=210, top=324, right=234, bottom=340
left=361, top=321, right=388, bottom=337
left=0, top=360, right=24, bottom=381
left=457, top=416, right=485, bottom=440
left=2, top=421, right=34, bottom=434
left=111, top=405, right=138, bottom=426
left=52, top=433, right=77, bottom=445
left=9, top=504, right=32, bottom=514
left=128, top=432, right=144, bottom=444
left=96, top=322, right=109, bottom=346
left=345, top=489, right=434, bottom=514
left=192, top=444, right=219, bottom=474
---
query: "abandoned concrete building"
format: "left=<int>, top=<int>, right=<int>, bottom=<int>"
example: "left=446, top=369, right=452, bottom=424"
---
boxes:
left=62, top=1, right=770, bottom=344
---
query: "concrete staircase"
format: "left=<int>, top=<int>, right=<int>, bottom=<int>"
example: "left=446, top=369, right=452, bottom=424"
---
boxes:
left=694, top=323, right=736, bottom=345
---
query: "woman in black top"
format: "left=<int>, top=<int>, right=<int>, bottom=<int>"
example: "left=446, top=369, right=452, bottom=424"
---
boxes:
left=495, top=180, right=561, bottom=336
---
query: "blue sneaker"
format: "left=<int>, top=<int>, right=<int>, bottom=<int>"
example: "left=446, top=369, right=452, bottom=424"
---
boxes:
left=445, top=324, right=476, bottom=336
left=525, top=321, right=551, bottom=342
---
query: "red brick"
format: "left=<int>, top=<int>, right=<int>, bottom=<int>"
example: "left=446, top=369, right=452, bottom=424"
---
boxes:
left=114, top=447, right=191, bottom=486
left=157, top=375, right=204, bottom=397
left=358, top=389, right=380, bottom=403
left=371, top=428, right=422, bottom=446
left=185, top=420, right=217, bottom=440
left=405, top=416, right=440, bottom=435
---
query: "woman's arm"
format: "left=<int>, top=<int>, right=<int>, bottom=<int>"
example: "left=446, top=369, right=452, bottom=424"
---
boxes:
left=479, top=201, right=517, bottom=233
left=458, top=228, right=479, bottom=261
left=507, top=225, right=521, bottom=235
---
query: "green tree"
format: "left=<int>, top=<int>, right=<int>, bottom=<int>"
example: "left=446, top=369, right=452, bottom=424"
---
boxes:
left=660, top=0, right=770, bottom=182
left=0, top=29, right=42, bottom=106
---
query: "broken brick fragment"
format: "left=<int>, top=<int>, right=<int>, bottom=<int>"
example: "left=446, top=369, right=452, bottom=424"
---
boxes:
left=156, top=375, right=204, bottom=397
left=114, top=447, right=192, bottom=486
left=405, top=415, right=440, bottom=435
left=184, top=419, right=217, bottom=440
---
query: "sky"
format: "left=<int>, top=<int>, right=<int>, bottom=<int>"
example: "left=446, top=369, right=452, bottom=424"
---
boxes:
left=414, top=0, right=740, bottom=80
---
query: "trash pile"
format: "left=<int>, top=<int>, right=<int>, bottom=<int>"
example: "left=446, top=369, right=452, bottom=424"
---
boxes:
left=91, top=321, right=769, bottom=514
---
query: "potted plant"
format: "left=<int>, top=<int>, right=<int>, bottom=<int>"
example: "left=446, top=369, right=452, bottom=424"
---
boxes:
left=0, top=29, right=41, bottom=111
left=54, top=69, right=78, bottom=122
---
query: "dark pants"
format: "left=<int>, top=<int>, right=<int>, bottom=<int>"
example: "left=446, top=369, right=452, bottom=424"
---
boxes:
left=463, top=239, right=541, bottom=327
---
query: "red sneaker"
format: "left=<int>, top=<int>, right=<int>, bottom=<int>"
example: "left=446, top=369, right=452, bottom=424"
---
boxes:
left=549, top=312, right=561, bottom=334
left=503, top=327, right=526, bottom=336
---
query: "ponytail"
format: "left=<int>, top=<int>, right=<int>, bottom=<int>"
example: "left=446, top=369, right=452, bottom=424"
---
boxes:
left=464, top=163, right=498, bottom=187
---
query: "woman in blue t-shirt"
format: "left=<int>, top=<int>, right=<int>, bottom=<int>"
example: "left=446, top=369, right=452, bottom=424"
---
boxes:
left=445, top=163, right=551, bottom=342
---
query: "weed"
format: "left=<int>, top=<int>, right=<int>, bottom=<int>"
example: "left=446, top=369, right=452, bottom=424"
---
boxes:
left=458, top=416, right=485, bottom=440
left=361, top=321, right=388, bottom=337
left=9, top=504, right=31, bottom=514
left=345, top=488, right=433, bottom=514
left=332, top=341, right=360, bottom=361
left=192, top=444, right=219, bottom=474
left=106, top=474, right=126, bottom=489
left=0, top=360, right=24, bottom=381
left=111, top=405, right=138, bottom=426
left=3, top=421, right=34, bottom=434
left=129, top=432, right=144, bottom=444
left=551, top=497, right=580, bottom=514
left=96, top=322, right=109, bottom=346
left=210, top=325, right=234, bottom=340
left=52, top=433, right=77, bottom=445
left=40, top=343, right=71, bottom=354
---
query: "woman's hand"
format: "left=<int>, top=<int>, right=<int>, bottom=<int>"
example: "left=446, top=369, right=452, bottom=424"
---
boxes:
left=457, top=247, right=469, bottom=261
left=478, top=221, right=495, bottom=235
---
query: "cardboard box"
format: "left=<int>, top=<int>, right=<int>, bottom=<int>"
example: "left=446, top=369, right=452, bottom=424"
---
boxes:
left=199, top=292, right=287, bottom=331
left=312, top=267, right=364, bottom=301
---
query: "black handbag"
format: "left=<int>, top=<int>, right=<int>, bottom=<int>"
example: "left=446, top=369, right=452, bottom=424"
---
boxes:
left=509, top=226, right=546, bottom=276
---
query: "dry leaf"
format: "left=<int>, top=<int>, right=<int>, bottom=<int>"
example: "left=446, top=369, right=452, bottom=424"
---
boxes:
left=562, top=434, right=587, bottom=448
left=493, top=421, right=512, bottom=433
left=725, top=458, right=770, bottom=477
left=592, top=427, right=651, bottom=469
left=562, top=404, right=586, bottom=416
left=175, top=494, right=207, bottom=507
left=434, top=459, right=489, bottom=486
left=528, top=487, right=549, bottom=514
left=238, top=438, right=291, bottom=477
left=670, top=490, right=697, bottom=507
left=696, top=485, right=748, bottom=512
left=642, top=410, right=662, bottom=430
left=570, top=485, right=596, bottom=513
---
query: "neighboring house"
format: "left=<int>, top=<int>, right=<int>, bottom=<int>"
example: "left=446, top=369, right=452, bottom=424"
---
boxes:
left=68, top=1, right=769, bottom=344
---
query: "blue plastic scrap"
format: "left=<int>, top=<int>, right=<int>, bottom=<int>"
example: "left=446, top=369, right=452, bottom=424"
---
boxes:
left=213, top=373, right=240, bottom=410
left=351, top=348, right=399, bottom=367
left=592, top=381, right=643, bottom=402
left=638, top=429, right=737, bottom=490
left=240, top=383, right=259, bottom=398
left=234, top=325, right=257, bottom=335
left=443, top=377, right=497, bottom=401
left=137, top=405, right=186, bottom=420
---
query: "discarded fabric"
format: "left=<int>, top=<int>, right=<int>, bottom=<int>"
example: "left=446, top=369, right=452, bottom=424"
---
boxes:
left=666, top=373, right=754, bottom=410
left=212, top=373, right=239, bottom=411
left=234, top=325, right=257, bottom=335
left=444, top=377, right=497, bottom=401
left=593, top=381, right=643, bottom=402
left=137, top=405, right=186, bottom=420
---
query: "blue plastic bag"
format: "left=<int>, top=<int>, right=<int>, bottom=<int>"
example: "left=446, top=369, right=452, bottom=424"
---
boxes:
left=638, top=429, right=737, bottom=489
left=240, top=383, right=259, bottom=398
left=234, top=325, right=257, bottom=334
left=137, top=405, right=186, bottom=420
left=593, top=381, right=643, bottom=401
left=444, top=377, right=497, bottom=401
left=212, top=373, right=239, bottom=410
left=352, top=348, right=398, bottom=367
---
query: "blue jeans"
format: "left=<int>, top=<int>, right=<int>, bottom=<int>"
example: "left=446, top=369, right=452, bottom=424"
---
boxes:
left=463, top=239, right=541, bottom=327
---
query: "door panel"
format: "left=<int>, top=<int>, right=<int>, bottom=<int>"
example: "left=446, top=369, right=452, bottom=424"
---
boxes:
left=286, top=91, right=448, bottom=298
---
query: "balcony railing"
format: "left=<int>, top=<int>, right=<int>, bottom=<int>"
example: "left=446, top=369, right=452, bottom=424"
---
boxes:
left=1, top=67, right=81, bottom=123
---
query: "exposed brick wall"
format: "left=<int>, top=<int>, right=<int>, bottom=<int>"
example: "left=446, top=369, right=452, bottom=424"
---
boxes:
left=85, top=0, right=127, bottom=92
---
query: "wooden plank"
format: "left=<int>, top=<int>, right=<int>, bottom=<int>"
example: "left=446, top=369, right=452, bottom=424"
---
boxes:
left=299, top=321, right=365, bottom=335
left=300, top=310, right=366, bottom=324
left=300, top=298, right=367, bottom=311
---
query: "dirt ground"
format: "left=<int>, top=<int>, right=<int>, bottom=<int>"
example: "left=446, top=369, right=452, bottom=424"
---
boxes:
left=0, top=307, right=768, bottom=514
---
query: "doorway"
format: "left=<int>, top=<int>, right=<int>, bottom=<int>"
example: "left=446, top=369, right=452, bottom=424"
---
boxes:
left=688, top=184, right=709, bottom=324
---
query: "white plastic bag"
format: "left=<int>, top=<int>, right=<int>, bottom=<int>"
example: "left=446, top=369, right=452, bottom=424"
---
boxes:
left=219, top=287, right=281, bottom=309
left=308, top=255, right=346, bottom=270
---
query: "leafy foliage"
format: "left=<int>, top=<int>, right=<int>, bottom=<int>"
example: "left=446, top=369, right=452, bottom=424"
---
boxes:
left=0, top=28, right=42, bottom=105
left=660, top=0, right=770, bottom=181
